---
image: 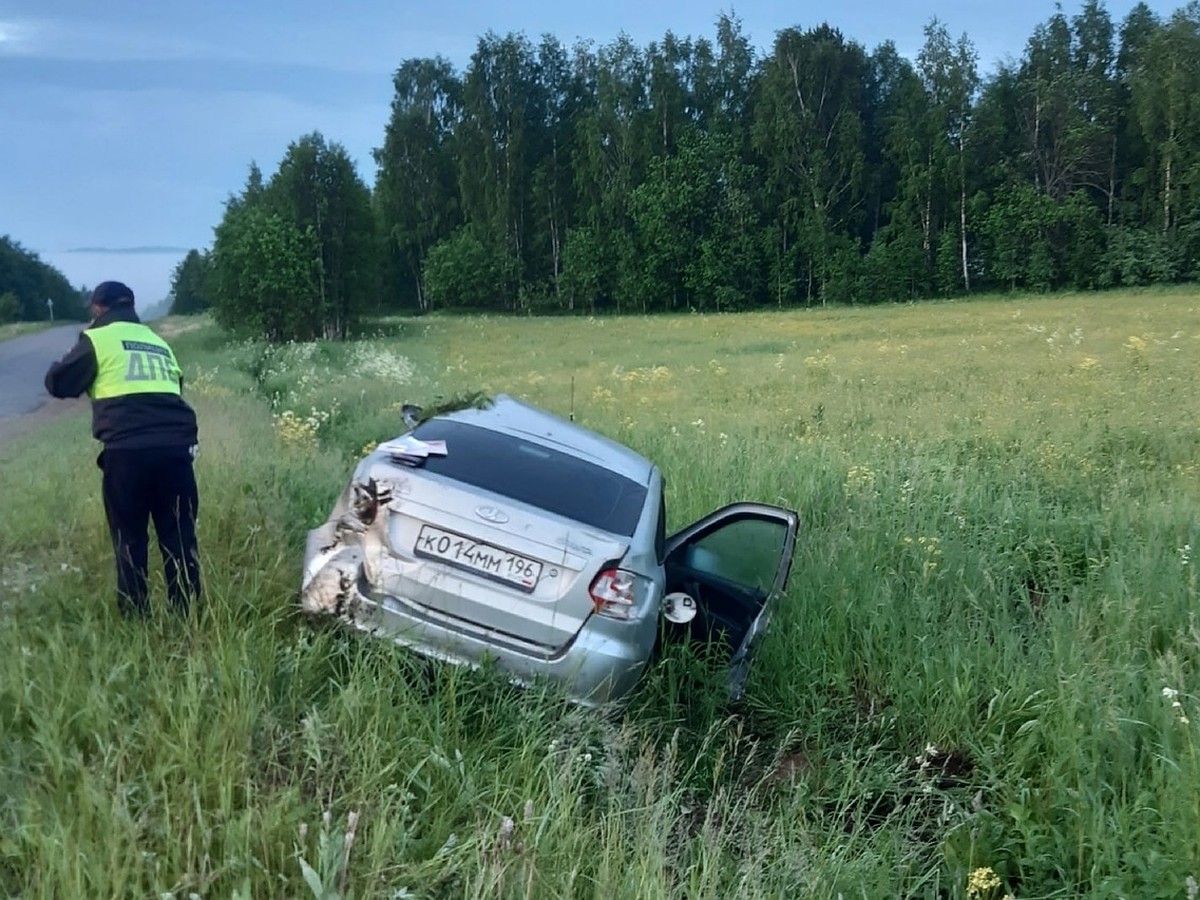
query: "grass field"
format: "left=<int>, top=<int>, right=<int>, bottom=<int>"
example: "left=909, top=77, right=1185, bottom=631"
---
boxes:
left=2, top=291, right=1198, bottom=898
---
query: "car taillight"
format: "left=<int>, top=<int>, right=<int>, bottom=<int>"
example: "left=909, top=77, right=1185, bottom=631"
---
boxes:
left=589, top=568, right=643, bottom=620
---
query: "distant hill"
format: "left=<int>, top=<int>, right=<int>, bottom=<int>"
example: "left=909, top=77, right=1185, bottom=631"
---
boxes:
left=139, top=297, right=173, bottom=321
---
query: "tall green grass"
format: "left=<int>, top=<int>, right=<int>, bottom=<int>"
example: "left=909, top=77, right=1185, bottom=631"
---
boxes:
left=2, top=293, right=1198, bottom=897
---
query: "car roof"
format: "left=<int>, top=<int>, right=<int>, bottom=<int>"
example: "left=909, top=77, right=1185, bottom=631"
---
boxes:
left=437, top=394, right=656, bottom=485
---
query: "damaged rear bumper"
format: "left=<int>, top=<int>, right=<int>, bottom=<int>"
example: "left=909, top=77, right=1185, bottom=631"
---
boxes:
left=300, top=521, right=649, bottom=706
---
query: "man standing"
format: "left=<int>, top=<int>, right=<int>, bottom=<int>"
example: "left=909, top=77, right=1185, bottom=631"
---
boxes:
left=45, top=281, right=201, bottom=618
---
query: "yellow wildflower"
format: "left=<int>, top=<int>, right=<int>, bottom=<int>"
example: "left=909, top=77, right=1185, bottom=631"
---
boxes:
left=1124, top=335, right=1148, bottom=352
left=273, top=410, right=319, bottom=447
left=967, top=866, right=1002, bottom=899
left=843, top=464, right=876, bottom=492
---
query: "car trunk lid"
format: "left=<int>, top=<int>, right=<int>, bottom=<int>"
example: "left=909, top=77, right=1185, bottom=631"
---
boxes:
left=365, top=464, right=628, bottom=653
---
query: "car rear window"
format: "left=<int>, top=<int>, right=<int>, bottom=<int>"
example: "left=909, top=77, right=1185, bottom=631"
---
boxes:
left=410, top=419, right=649, bottom=536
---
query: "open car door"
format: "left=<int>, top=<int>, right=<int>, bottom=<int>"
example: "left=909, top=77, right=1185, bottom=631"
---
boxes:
left=663, top=502, right=799, bottom=700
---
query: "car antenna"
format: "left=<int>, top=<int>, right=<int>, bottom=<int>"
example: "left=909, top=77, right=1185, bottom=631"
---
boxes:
left=570, top=376, right=575, bottom=422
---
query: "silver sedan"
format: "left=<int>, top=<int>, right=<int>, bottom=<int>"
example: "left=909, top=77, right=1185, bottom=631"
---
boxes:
left=301, top=394, right=797, bottom=705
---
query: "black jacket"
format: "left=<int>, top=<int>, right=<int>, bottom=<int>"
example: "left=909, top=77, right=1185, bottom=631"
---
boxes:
left=44, top=306, right=199, bottom=450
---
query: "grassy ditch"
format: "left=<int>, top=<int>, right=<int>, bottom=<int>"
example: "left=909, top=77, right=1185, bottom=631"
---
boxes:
left=2, top=291, right=1199, bottom=897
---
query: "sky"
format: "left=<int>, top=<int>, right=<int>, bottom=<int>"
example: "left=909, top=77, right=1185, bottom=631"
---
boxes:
left=0, top=0, right=1181, bottom=306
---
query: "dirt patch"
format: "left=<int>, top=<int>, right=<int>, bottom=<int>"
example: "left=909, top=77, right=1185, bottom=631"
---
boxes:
left=769, top=749, right=813, bottom=782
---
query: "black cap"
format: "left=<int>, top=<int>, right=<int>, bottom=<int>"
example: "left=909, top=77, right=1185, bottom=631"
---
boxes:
left=90, top=281, right=135, bottom=308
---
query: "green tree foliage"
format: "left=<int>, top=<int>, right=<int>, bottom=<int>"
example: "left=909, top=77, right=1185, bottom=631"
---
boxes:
left=319, top=5, right=1200, bottom=312
left=422, top=225, right=513, bottom=309
left=211, top=134, right=377, bottom=341
left=374, top=58, right=462, bottom=311
left=457, top=33, right=539, bottom=298
left=917, top=21, right=979, bottom=293
left=629, top=130, right=761, bottom=311
left=0, top=236, right=86, bottom=322
left=1127, top=4, right=1200, bottom=239
left=211, top=203, right=321, bottom=341
left=753, top=26, right=871, bottom=306
left=0, top=291, right=20, bottom=323
left=529, top=35, right=586, bottom=305
left=168, top=249, right=213, bottom=315
left=267, top=134, right=378, bottom=337
left=561, top=225, right=605, bottom=312
left=1101, top=224, right=1185, bottom=285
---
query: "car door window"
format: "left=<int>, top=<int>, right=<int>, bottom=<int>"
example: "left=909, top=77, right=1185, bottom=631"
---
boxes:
left=679, top=516, right=789, bottom=593
left=662, top=504, right=798, bottom=698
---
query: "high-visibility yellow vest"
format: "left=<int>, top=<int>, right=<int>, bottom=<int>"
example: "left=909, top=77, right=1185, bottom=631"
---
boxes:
left=84, top=322, right=183, bottom=400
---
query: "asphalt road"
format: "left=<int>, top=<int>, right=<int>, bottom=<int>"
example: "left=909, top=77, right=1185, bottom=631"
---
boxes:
left=0, top=324, right=87, bottom=444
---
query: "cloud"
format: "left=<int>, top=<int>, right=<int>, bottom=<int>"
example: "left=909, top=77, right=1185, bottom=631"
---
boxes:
left=1, top=15, right=249, bottom=64
left=0, top=13, right=406, bottom=74
left=65, top=246, right=191, bottom=255
left=0, top=8, right=477, bottom=75
left=0, top=19, right=36, bottom=53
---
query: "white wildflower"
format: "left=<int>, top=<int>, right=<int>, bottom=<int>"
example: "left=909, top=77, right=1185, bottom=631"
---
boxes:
left=498, top=815, right=514, bottom=850
left=351, top=342, right=416, bottom=383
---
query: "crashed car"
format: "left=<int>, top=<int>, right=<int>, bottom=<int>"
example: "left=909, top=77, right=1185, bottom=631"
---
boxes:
left=301, top=394, right=797, bottom=705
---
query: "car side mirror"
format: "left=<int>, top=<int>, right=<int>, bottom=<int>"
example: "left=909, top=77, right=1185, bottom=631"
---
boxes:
left=663, top=591, right=697, bottom=624
left=401, top=404, right=422, bottom=429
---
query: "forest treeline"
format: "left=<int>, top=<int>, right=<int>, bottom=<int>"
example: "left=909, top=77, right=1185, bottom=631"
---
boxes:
left=177, top=2, right=1200, bottom=338
left=0, top=236, right=88, bottom=324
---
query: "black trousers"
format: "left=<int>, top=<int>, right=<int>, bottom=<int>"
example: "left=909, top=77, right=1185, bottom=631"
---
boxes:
left=99, top=446, right=202, bottom=617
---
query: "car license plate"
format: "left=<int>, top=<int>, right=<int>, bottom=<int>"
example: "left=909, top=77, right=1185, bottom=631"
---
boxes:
left=414, top=525, right=543, bottom=592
